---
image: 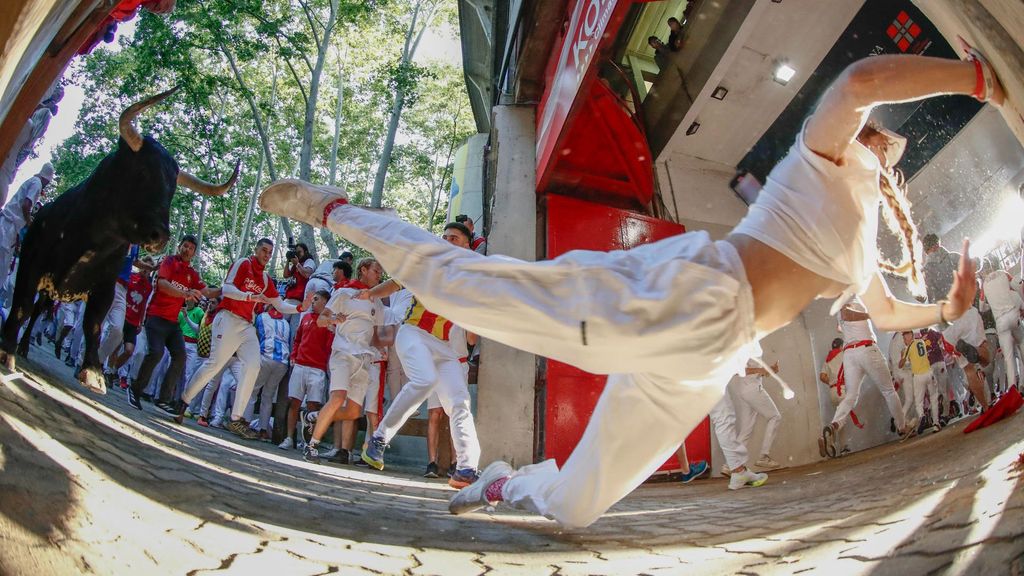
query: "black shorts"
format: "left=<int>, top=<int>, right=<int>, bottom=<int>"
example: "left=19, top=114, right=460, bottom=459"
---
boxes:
left=122, top=322, right=140, bottom=346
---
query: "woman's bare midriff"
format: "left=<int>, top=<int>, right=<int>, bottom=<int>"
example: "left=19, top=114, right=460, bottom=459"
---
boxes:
left=726, top=233, right=847, bottom=336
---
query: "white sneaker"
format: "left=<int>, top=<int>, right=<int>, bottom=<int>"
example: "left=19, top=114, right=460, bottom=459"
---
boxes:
left=319, top=446, right=339, bottom=459
left=210, top=417, right=225, bottom=429
left=728, top=469, right=768, bottom=490
left=449, top=461, right=513, bottom=515
left=755, top=455, right=781, bottom=470
left=259, top=179, right=349, bottom=228
left=721, top=464, right=732, bottom=477
left=278, top=437, right=294, bottom=450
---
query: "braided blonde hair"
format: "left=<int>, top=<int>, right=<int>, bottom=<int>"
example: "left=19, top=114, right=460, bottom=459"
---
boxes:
left=858, top=123, right=926, bottom=298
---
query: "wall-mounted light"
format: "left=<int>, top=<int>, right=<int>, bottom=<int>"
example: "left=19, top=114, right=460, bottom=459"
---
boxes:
left=711, top=86, right=728, bottom=100
left=686, top=121, right=700, bottom=136
left=773, top=62, right=796, bottom=85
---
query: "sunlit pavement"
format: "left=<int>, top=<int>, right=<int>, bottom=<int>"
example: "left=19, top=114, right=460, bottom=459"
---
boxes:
left=1, top=345, right=1022, bottom=575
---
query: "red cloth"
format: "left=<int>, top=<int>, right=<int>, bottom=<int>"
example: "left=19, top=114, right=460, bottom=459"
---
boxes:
left=146, top=255, right=205, bottom=322
left=344, top=280, right=369, bottom=289
left=291, top=313, right=334, bottom=371
left=124, top=272, right=152, bottom=327
left=78, top=0, right=176, bottom=55
left=963, top=387, right=1023, bottom=433
left=217, top=256, right=280, bottom=322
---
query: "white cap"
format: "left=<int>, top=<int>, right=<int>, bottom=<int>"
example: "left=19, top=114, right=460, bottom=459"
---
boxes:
left=39, top=163, right=54, bottom=180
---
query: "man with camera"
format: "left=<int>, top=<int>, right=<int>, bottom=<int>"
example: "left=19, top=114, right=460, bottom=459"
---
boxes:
left=283, top=241, right=315, bottom=333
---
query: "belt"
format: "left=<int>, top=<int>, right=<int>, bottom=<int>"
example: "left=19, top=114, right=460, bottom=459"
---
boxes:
left=843, top=339, right=875, bottom=351
left=459, top=357, right=468, bottom=363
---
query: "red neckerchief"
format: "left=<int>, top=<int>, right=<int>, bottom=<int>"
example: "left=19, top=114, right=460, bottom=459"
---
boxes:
left=248, top=255, right=265, bottom=274
left=345, top=280, right=369, bottom=289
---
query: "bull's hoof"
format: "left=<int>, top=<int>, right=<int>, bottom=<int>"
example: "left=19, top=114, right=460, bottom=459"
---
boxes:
left=78, top=366, right=107, bottom=395
left=259, top=179, right=348, bottom=228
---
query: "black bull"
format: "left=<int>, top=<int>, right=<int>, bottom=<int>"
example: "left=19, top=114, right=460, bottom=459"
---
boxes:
left=0, top=88, right=238, bottom=393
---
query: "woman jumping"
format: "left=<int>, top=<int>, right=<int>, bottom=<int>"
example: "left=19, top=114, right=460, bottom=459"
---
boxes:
left=258, top=51, right=1000, bottom=529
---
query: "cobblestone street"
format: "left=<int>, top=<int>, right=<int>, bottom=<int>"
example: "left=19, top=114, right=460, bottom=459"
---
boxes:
left=1, top=346, right=1022, bottom=575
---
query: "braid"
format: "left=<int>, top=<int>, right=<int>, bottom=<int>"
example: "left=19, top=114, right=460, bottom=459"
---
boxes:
left=876, top=166, right=926, bottom=297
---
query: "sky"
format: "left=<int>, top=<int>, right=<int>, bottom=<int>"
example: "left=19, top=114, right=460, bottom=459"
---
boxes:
left=8, top=13, right=462, bottom=205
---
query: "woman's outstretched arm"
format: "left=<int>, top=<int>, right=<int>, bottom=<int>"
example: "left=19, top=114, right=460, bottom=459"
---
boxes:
left=804, top=55, right=1002, bottom=164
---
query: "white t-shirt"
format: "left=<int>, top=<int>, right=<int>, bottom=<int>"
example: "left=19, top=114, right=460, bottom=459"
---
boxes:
left=984, top=270, right=1023, bottom=318
left=326, top=287, right=383, bottom=356
left=732, top=122, right=882, bottom=313
left=3, top=176, right=42, bottom=229
left=839, top=300, right=876, bottom=342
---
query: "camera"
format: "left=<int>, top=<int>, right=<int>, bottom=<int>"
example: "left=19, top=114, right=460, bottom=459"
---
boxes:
left=285, top=236, right=299, bottom=261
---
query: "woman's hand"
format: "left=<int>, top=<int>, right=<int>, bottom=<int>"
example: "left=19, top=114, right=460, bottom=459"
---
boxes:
left=943, top=239, right=977, bottom=322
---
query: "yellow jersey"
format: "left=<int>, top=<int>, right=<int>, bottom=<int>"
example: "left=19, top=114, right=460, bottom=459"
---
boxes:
left=904, top=337, right=931, bottom=375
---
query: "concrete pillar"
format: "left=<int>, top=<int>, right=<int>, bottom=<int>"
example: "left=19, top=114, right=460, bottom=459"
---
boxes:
left=476, top=105, right=538, bottom=469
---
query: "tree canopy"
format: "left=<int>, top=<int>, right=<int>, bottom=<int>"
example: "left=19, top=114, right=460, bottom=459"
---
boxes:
left=50, top=0, right=475, bottom=285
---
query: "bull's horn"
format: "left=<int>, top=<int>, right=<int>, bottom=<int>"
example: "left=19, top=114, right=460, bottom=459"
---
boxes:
left=177, top=161, right=240, bottom=197
left=118, top=85, right=180, bottom=152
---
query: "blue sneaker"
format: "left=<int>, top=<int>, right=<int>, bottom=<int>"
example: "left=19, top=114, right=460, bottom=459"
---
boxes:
left=361, top=435, right=386, bottom=470
left=680, top=460, right=709, bottom=484
left=448, top=468, right=480, bottom=489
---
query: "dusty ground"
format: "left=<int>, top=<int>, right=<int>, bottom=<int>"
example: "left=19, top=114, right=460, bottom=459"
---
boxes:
left=1, top=345, right=1022, bottom=575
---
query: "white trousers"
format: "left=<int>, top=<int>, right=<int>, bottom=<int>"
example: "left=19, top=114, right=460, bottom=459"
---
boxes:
left=243, top=357, right=288, bottom=431
left=893, top=368, right=914, bottom=419
left=378, top=325, right=480, bottom=470
left=97, top=282, right=128, bottom=365
left=182, top=311, right=261, bottom=421
left=325, top=205, right=759, bottom=382
left=730, top=378, right=781, bottom=458
left=325, top=204, right=760, bottom=528
left=0, top=217, right=18, bottom=289
left=709, top=386, right=748, bottom=470
left=833, top=345, right=905, bottom=431
left=201, top=358, right=243, bottom=420
left=911, top=371, right=938, bottom=424
left=503, top=372, right=730, bottom=529
left=994, top=310, right=1024, bottom=391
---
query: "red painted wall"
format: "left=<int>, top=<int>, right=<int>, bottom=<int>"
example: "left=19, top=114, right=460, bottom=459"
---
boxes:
left=543, top=194, right=711, bottom=472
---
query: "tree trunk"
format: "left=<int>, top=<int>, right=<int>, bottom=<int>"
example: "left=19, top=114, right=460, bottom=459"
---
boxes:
left=237, top=60, right=279, bottom=260
left=369, top=0, right=439, bottom=208
left=221, top=43, right=294, bottom=244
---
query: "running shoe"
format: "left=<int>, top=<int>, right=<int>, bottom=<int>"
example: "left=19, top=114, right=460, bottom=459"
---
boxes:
left=721, top=464, right=732, bottom=477
left=331, top=448, right=350, bottom=465
left=449, top=468, right=480, bottom=489
left=303, top=442, right=321, bottom=464
left=680, top=460, right=709, bottom=484
left=127, top=387, right=143, bottom=410
left=319, top=446, right=339, bottom=460
left=449, top=461, right=513, bottom=515
left=197, top=416, right=210, bottom=428
left=755, top=455, right=781, bottom=470
left=278, top=436, right=294, bottom=450
left=423, top=462, right=440, bottom=478
left=728, top=469, right=768, bottom=490
left=930, top=424, right=940, bottom=434
left=227, top=418, right=258, bottom=440
left=361, top=435, right=387, bottom=470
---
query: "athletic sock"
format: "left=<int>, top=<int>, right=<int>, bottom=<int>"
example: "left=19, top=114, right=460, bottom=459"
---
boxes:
left=484, top=477, right=509, bottom=502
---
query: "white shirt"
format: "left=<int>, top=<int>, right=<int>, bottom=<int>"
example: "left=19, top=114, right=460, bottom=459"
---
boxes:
left=3, top=176, right=42, bottom=230
left=732, top=122, right=882, bottom=314
left=839, top=299, right=876, bottom=342
left=984, top=270, right=1023, bottom=318
left=326, top=287, right=383, bottom=356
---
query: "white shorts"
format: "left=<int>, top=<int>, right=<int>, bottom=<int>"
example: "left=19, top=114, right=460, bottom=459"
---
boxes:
left=364, top=358, right=385, bottom=414
left=329, top=350, right=370, bottom=405
left=288, top=364, right=326, bottom=403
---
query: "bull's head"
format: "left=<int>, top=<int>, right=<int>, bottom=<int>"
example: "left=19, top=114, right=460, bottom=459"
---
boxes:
left=113, top=87, right=239, bottom=252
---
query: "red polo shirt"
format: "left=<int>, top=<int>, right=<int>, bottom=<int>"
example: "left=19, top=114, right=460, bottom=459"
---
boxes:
left=291, top=313, right=334, bottom=371
left=217, top=256, right=280, bottom=323
left=147, top=255, right=205, bottom=322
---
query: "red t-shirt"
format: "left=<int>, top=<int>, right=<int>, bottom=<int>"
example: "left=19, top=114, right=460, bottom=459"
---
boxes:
left=217, top=256, right=280, bottom=323
left=284, top=257, right=315, bottom=300
left=146, top=255, right=205, bottom=322
left=124, top=272, right=152, bottom=327
left=291, top=313, right=334, bottom=371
